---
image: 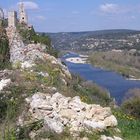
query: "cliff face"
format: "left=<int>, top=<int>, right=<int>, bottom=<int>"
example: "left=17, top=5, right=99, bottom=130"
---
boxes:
left=0, top=27, right=123, bottom=140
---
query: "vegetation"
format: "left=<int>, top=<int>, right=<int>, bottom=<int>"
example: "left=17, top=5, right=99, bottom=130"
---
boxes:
left=17, top=24, right=58, bottom=57
left=121, top=88, right=140, bottom=118
left=0, top=27, right=11, bottom=69
left=89, top=51, right=140, bottom=79
left=48, top=29, right=140, bottom=53
left=66, top=75, right=112, bottom=106
left=113, top=109, right=140, bottom=140
left=0, top=22, right=140, bottom=139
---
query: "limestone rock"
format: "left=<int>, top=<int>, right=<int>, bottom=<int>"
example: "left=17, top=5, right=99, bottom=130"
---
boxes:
left=21, top=61, right=35, bottom=69
left=0, top=79, right=11, bottom=91
left=104, top=115, right=118, bottom=127
left=84, top=120, right=106, bottom=131
left=59, top=109, right=77, bottom=120
left=44, top=117, right=64, bottom=134
left=23, top=92, right=119, bottom=136
left=101, top=135, right=123, bottom=140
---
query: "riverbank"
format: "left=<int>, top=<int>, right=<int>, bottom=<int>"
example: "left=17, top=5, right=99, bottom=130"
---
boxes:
left=66, top=57, right=87, bottom=64
left=89, top=51, right=140, bottom=80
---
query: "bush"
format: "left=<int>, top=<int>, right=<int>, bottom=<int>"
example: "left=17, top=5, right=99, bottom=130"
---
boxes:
left=67, top=74, right=112, bottom=106
left=113, top=109, right=140, bottom=140
left=17, top=24, right=58, bottom=57
left=121, top=88, right=140, bottom=118
left=0, top=27, right=11, bottom=69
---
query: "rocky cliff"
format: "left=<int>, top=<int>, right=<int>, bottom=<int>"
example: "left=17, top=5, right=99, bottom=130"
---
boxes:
left=0, top=27, right=123, bottom=140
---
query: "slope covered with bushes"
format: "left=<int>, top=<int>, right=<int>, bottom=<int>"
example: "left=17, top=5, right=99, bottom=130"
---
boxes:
left=0, top=27, right=10, bottom=69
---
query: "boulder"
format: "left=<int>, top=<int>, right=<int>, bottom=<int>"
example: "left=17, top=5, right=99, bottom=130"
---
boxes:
left=44, top=117, right=64, bottom=134
left=104, top=115, right=118, bottom=127
left=83, top=120, right=106, bottom=131
left=101, top=135, right=123, bottom=140
left=0, top=79, right=11, bottom=91
left=23, top=92, right=120, bottom=138
left=59, top=109, right=77, bottom=120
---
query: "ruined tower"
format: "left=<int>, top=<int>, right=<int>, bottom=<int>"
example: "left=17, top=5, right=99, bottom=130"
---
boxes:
left=19, top=2, right=28, bottom=25
left=8, top=11, right=17, bottom=27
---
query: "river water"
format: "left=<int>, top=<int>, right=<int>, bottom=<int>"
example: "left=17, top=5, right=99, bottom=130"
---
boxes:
left=62, top=53, right=140, bottom=104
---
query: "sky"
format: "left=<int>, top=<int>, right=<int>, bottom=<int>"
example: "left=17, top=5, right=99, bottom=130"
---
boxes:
left=1, top=0, right=140, bottom=32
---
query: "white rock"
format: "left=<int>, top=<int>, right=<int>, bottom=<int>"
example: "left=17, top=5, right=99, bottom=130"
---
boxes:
left=101, top=135, right=114, bottom=140
left=114, top=136, right=123, bottom=140
left=21, top=61, right=35, bottom=69
left=84, top=120, right=106, bottom=131
left=101, top=135, right=123, bottom=140
left=50, top=92, right=64, bottom=104
left=104, top=115, right=118, bottom=127
left=44, top=117, right=64, bottom=134
left=38, top=72, right=49, bottom=77
left=59, top=109, right=77, bottom=119
left=0, top=79, right=11, bottom=91
left=23, top=92, right=119, bottom=135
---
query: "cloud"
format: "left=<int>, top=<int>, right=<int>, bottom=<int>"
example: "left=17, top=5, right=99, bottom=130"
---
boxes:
left=17, top=1, right=39, bottom=10
left=100, top=3, right=119, bottom=14
left=36, top=15, right=46, bottom=20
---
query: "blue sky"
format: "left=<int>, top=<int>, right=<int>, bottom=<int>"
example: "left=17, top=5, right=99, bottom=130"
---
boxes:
left=1, top=0, right=140, bottom=32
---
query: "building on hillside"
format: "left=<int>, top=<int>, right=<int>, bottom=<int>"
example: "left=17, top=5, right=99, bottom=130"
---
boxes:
left=19, top=2, right=28, bottom=25
left=8, top=11, right=17, bottom=27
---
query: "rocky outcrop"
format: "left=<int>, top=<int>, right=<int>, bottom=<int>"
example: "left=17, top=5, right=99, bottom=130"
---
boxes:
left=4, top=27, right=123, bottom=140
left=6, top=27, right=71, bottom=80
left=19, top=92, right=118, bottom=137
left=0, top=79, right=11, bottom=91
left=101, top=135, right=123, bottom=140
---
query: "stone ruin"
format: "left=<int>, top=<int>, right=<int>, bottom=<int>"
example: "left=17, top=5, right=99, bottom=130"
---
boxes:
left=19, top=2, right=28, bottom=25
left=8, top=11, right=17, bottom=27
left=7, top=2, right=28, bottom=28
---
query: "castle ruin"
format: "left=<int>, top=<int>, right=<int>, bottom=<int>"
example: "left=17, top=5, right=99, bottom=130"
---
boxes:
left=7, top=2, right=28, bottom=28
left=19, top=2, right=28, bottom=25
left=8, top=11, right=17, bottom=27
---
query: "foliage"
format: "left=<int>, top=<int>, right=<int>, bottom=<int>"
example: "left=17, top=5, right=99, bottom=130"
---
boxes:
left=16, top=120, right=44, bottom=140
left=113, top=109, right=140, bottom=140
left=121, top=88, right=140, bottom=118
left=66, top=74, right=112, bottom=106
left=2, top=128, right=17, bottom=140
left=89, top=51, right=140, bottom=79
left=0, top=27, right=11, bottom=69
left=0, top=86, right=25, bottom=122
left=17, top=24, right=58, bottom=57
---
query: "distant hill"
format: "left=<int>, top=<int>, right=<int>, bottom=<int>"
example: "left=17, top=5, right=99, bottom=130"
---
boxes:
left=40, top=29, right=140, bottom=52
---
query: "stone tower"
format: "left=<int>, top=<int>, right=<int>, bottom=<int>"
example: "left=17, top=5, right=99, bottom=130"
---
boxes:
left=8, top=11, right=17, bottom=27
left=19, top=2, right=28, bottom=24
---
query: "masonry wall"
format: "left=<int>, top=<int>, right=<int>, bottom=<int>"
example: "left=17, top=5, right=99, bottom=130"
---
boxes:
left=8, top=11, right=17, bottom=27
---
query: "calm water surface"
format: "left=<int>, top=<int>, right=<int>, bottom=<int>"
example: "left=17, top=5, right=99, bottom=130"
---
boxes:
left=62, top=53, right=140, bottom=104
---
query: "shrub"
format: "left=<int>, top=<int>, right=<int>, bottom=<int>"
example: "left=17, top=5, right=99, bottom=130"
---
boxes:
left=0, top=27, right=11, bottom=69
left=121, top=88, right=140, bottom=118
left=113, top=109, right=140, bottom=140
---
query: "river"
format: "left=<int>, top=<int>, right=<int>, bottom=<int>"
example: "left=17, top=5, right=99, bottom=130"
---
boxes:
left=62, top=52, right=140, bottom=104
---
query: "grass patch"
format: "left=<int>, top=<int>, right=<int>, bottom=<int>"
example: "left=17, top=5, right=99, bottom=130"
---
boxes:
left=113, top=109, right=140, bottom=140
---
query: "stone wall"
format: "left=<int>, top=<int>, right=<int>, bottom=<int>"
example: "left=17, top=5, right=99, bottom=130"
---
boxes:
left=8, top=11, right=17, bottom=27
left=19, top=3, right=28, bottom=25
left=6, top=27, right=25, bottom=63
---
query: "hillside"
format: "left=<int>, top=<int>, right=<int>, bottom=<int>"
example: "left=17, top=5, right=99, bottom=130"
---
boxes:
left=1, top=3, right=140, bottom=139
left=45, top=29, right=140, bottom=53
left=0, top=25, right=125, bottom=140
